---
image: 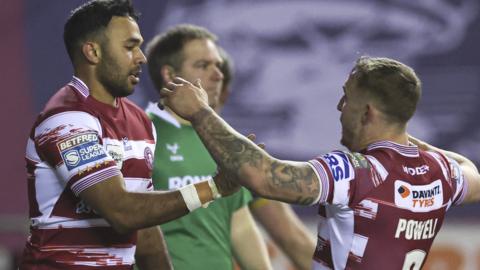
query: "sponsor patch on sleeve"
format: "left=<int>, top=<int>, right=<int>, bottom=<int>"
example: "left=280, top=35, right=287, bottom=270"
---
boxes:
left=57, top=132, right=107, bottom=171
left=322, top=151, right=355, bottom=182
left=349, top=152, right=370, bottom=169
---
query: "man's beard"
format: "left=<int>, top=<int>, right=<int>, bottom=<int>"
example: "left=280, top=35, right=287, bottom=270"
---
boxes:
left=97, top=52, right=133, bottom=98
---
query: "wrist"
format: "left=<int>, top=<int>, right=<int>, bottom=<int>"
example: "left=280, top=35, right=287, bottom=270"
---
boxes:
left=179, top=178, right=222, bottom=212
left=190, top=107, right=215, bottom=126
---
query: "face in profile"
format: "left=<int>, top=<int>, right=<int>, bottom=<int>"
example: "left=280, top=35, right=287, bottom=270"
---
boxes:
left=337, top=73, right=365, bottom=151
left=96, top=16, right=146, bottom=98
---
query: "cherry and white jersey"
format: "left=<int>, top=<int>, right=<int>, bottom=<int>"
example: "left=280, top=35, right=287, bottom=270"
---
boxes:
left=21, top=77, right=156, bottom=269
left=309, top=141, right=467, bottom=270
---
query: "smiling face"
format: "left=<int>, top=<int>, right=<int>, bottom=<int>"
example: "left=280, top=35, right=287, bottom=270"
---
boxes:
left=96, top=16, right=146, bottom=98
left=175, top=38, right=224, bottom=109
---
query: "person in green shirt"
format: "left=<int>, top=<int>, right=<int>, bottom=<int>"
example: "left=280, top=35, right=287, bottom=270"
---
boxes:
left=144, top=24, right=272, bottom=270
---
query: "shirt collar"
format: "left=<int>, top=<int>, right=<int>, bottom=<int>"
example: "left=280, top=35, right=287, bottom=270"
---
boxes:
left=366, top=140, right=419, bottom=157
left=68, top=76, right=90, bottom=98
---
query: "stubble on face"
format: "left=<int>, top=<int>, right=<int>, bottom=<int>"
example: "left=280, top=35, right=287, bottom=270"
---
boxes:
left=97, top=45, right=133, bottom=98
left=96, top=17, right=144, bottom=99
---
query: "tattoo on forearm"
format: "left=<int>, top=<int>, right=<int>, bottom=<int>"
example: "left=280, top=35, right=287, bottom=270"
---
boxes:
left=192, top=108, right=319, bottom=205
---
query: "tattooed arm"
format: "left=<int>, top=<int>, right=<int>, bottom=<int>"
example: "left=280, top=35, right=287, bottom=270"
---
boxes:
left=161, top=78, right=321, bottom=205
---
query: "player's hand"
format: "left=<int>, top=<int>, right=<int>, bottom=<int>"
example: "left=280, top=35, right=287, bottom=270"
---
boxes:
left=408, top=135, right=433, bottom=151
left=213, top=134, right=265, bottom=197
left=159, top=77, right=210, bottom=120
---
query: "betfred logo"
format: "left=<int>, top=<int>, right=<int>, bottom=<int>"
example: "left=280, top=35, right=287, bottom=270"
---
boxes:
left=397, top=185, right=411, bottom=198
left=394, top=180, right=443, bottom=212
left=57, top=132, right=107, bottom=171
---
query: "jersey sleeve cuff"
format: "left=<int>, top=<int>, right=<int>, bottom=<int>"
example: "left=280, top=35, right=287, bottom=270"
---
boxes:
left=71, top=166, right=122, bottom=196
left=307, top=160, right=330, bottom=205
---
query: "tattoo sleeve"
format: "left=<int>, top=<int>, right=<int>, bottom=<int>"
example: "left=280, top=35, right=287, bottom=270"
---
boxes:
left=191, top=108, right=320, bottom=205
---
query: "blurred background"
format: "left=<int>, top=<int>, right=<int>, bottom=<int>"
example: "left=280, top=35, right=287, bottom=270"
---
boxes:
left=1, top=0, right=479, bottom=269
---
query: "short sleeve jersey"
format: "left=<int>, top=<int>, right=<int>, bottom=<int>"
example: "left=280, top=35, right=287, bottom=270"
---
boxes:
left=146, top=103, right=252, bottom=270
left=21, top=77, right=156, bottom=269
left=309, top=141, right=468, bottom=270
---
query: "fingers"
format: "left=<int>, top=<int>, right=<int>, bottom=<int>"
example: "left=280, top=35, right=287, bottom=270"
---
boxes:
left=247, top=133, right=256, bottom=141
left=159, top=87, right=174, bottom=97
left=172, top=77, right=191, bottom=85
left=257, top=143, right=266, bottom=150
left=194, top=79, right=203, bottom=89
left=165, top=81, right=183, bottom=91
left=158, top=87, right=175, bottom=110
left=246, top=133, right=265, bottom=149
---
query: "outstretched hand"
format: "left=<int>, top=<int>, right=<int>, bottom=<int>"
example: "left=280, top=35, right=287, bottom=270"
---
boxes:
left=160, top=77, right=210, bottom=120
left=408, top=135, right=434, bottom=152
left=213, top=134, right=265, bottom=197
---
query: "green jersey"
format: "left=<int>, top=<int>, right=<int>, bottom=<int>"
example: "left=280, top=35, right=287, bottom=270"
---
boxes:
left=146, top=103, right=252, bottom=270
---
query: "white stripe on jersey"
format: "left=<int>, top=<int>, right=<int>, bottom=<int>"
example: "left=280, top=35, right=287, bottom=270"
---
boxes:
left=427, top=151, right=450, bottom=181
left=332, top=179, right=351, bottom=206
left=124, top=177, right=154, bottom=192
left=312, top=262, right=331, bottom=270
left=355, top=199, right=378, bottom=220
left=426, top=151, right=468, bottom=206
left=103, top=138, right=155, bottom=161
left=71, top=167, right=121, bottom=196
left=51, top=247, right=135, bottom=266
left=308, top=160, right=330, bottom=204
left=26, top=138, right=41, bottom=162
left=33, top=217, right=110, bottom=229
left=351, top=233, right=369, bottom=258
left=326, top=205, right=354, bottom=269
left=365, top=155, right=389, bottom=181
left=306, top=162, right=323, bottom=205
left=33, top=162, right=66, bottom=225
left=35, top=111, right=103, bottom=138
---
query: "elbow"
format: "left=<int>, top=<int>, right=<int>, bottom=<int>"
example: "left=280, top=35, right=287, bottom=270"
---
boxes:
left=110, top=220, right=134, bottom=235
left=104, top=210, right=138, bottom=234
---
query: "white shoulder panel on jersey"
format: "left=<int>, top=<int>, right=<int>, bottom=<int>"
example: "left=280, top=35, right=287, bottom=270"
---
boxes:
left=35, top=111, right=103, bottom=138
left=321, top=151, right=355, bottom=206
left=34, top=110, right=117, bottom=189
left=365, top=155, right=389, bottom=181
left=446, top=157, right=468, bottom=205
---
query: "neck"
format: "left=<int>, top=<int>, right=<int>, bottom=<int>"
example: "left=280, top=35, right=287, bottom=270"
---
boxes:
left=356, top=124, right=409, bottom=151
left=75, top=70, right=116, bottom=107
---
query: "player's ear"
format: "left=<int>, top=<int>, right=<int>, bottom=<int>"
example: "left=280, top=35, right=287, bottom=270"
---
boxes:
left=161, top=65, right=176, bottom=83
left=81, top=42, right=101, bottom=64
left=362, top=103, right=372, bottom=125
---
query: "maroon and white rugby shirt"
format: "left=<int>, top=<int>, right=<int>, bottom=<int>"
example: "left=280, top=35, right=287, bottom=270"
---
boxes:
left=309, top=141, right=467, bottom=270
left=21, top=77, right=155, bottom=269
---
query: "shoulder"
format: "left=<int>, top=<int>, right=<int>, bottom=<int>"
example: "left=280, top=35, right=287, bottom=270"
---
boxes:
left=37, top=84, right=93, bottom=123
left=315, top=150, right=357, bottom=182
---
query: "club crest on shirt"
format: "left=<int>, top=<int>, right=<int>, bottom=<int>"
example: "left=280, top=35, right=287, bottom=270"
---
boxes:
left=57, top=132, right=107, bottom=171
left=122, top=137, right=133, bottom=151
left=166, top=142, right=184, bottom=162
left=144, top=146, right=154, bottom=170
left=106, top=143, right=124, bottom=169
left=394, top=180, right=443, bottom=212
